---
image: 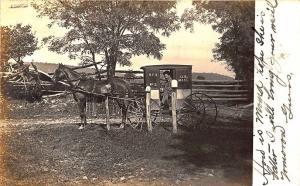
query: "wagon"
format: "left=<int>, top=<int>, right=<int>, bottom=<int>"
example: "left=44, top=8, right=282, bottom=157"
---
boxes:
left=126, top=65, right=218, bottom=130
left=44, top=63, right=217, bottom=131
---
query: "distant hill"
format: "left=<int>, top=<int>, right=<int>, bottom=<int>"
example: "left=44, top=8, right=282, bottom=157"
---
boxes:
left=192, top=72, right=234, bottom=80
left=24, top=62, right=234, bottom=81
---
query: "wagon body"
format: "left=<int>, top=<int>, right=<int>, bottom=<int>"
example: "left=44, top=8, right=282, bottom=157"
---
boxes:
left=140, top=64, right=192, bottom=110
left=125, top=64, right=218, bottom=129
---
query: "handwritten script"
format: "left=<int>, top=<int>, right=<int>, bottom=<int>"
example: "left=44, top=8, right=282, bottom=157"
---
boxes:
left=253, top=0, right=293, bottom=185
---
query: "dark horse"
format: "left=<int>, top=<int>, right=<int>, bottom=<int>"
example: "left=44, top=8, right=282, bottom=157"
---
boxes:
left=52, top=63, right=132, bottom=129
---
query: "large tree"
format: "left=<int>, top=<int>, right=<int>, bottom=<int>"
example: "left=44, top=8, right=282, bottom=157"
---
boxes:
left=33, top=0, right=180, bottom=78
left=182, top=1, right=254, bottom=82
left=0, top=27, right=10, bottom=118
left=5, top=24, right=38, bottom=63
left=0, top=26, right=10, bottom=71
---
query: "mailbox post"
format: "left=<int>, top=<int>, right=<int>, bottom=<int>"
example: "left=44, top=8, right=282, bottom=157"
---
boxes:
left=145, top=86, right=152, bottom=132
left=106, top=95, right=110, bottom=130
left=171, top=80, right=178, bottom=134
left=140, top=65, right=192, bottom=133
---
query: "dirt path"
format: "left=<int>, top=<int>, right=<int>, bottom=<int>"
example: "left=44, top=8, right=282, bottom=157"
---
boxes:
left=1, top=119, right=252, bottom=185
left=1, top=98, right=253, bottom=185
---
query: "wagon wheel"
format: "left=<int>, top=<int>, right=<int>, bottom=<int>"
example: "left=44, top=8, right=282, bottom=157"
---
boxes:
left=126, top=97, right=159, bottom=130
left=127, top=98, right=145, bottom=130
left=177, top=93, right=218, bottom=129
left=146, top=98, right=160, bottom=128
left=198, top=93, right=218, bottom=125
left=177, top=93, right=206, bottom=129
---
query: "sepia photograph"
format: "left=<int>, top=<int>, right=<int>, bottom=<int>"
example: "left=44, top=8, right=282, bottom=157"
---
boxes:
left=0, top=0, right=255, bottom=185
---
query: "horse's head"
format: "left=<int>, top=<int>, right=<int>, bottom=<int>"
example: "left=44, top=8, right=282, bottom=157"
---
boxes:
left=52, top=63, right=67, bottom=83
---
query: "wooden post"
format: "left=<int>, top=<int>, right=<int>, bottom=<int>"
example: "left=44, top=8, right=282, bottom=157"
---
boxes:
left=105, top=96, right=110, bottom=130
left=92, top=96, right=95, bottom=117
left=86, top=97, right=89, bottom=119
left=145, top=86, right=152, bottom=132
left=171, top=80, right=178, bottom=134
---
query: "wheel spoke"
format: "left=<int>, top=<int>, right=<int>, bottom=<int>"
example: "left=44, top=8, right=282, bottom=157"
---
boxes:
left=177, top=93, right=218, bottom=129
left=126, top=97, right=159, bottom=130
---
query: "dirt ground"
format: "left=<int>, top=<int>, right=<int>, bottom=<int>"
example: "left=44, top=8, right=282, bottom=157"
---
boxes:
left=0, top=95, right=253, bottom=186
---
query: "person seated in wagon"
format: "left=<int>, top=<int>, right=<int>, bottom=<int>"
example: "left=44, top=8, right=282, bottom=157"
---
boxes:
left=161, top=71, right=173, bottom=109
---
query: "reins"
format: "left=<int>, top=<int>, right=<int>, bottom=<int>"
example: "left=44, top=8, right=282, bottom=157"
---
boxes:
left=55, top=68, right=138, bottom=102
left=66, top=86, right=137, bottom=102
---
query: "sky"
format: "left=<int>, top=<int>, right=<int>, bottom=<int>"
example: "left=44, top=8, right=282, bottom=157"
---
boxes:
left=0, top=0, right=235, bottom=77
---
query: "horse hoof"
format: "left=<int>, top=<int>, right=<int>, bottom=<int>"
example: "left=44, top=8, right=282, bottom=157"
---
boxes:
left=78, top=126, right=84, bottom=130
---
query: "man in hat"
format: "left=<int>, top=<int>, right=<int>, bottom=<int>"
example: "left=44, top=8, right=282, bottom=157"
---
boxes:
left=161, top=71, right=172, bottom=109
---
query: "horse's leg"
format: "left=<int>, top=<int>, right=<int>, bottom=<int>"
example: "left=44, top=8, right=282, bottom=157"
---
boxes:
left=119, top=101, right=128, bottom=129
left=124, top=105, right=129, bottom=129
left=120, top=106, right=126, bottom=129
left=78, top=98, right=87, bottom=129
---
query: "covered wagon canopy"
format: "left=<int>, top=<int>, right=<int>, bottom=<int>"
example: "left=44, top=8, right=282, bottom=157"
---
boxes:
left=140, top=64, right=192, bottom=102
left=140, top=64, right=192, bottom=90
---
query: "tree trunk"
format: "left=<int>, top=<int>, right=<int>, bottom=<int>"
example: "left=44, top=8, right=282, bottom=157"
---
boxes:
left=107, top=60, right=116, bottom=80
left=91, top=52, right=101, bottom=80
left=105, top=47, right=117, bottom=80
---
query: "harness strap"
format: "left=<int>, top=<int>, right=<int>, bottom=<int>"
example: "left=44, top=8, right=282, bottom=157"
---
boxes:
left=58, top=69, right=136, bottom=102
left=69, top=87, right=137, bottom=102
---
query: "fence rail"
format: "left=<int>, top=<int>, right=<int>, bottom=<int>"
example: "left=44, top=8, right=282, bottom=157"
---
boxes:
left=73, top=69, right=250, bottom=104
left=192, top=79, right=246, bottom=84
left=5, top=66, right=251, bottom=105
left=191, top=80, right=250, bottom=104
left=126, top=79, right=251, bottom=104
left=192, top=84, right=246, bottom=88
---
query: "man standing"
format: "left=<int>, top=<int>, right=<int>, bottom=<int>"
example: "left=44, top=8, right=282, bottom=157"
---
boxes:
left=161, top=71, right=172, bottom=109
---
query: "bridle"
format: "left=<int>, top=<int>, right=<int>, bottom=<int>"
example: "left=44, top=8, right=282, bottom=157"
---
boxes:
left=53, top=65, right=116, bottom=99
left=55, top=66, right=82, bottom=90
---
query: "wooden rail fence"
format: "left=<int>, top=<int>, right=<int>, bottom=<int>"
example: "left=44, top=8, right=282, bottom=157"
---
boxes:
left=126, top=79, right=251, bottom=105
left=191, top=80, right=251, bottom=104
left=68, top=67, right=251, bottom=105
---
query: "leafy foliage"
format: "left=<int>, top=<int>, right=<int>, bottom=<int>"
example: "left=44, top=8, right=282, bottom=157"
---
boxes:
left=4, top=24, right=38, bottom=62
left=123, top=71, right=136, bottom=79
left=0, top=26, right=11, bottom=71
left=196, top=75, right=205, bottom=80
left=33, top=0, right=181, bottom=78
left=182, top=1, right=254, bottom=82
